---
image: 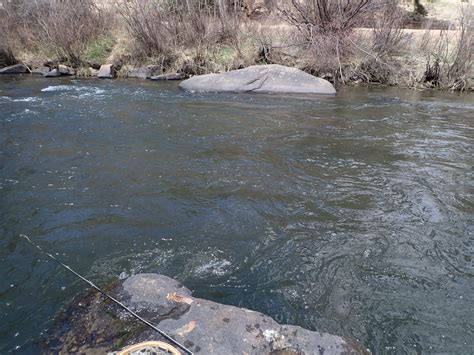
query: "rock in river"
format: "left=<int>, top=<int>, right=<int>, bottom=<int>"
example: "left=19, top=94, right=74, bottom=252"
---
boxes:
left=150, top=72, right=184, bottom=81
left=31, top=66, right=51, bottom=76
left=44, top=68, right=61, bottom=77
left=98, top=64, right=116, bottom=78
left=58, top=64, right=75, bottom=75
left=128, top=65, right=161, bottom=79
left=179, top=64, right=336, bottom=94
left=45, top=273, right=367, bottom=354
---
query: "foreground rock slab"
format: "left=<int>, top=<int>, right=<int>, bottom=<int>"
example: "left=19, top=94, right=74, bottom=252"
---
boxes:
left=46, top=273, right=366, bottom=354
left=0, top=63, right=29, bottom=74
left=179, top=64, right=336, bottom=94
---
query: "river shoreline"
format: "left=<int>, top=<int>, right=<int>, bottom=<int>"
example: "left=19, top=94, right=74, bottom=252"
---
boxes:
left=2, top=63, right=473, bottom=93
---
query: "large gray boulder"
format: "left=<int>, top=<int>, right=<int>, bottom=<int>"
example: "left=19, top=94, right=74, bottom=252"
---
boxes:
left=46, top=273, right=367, bottom=354
left=0, top=63, right=29, bottom=74
left=179, top=64, right=336, bottom=94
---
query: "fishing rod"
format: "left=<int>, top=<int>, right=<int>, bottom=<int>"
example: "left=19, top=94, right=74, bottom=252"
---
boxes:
left=20, top=234, right=194, bottom=355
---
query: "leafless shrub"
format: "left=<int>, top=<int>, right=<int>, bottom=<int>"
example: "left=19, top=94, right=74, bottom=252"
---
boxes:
left=0, top=47, right=17, bottom=67
left=344, top=0, right=409, bottom=85
left=371, top=0, right=408, bottom=57
left=32, top=0, right=111, bottom=65
left=0, top=0, right=29, bottom=65
left=0, top=0, right=111, bottom=66
left=423, top=5, right=473, bottom=91
left=447, top=7, right=473, bottom=91
left=278, top=0, right=374, bottom=77
left=117, top=0, right=174, bottom=59
left=118, top=0, right=243, bottom=66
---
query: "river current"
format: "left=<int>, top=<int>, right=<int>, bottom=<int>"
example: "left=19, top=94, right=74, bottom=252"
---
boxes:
left=0, top=76, right=473, bottom=353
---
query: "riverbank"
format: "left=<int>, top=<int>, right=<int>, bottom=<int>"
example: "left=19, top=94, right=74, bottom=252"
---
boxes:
left=45, top=273, right=368, bottom=354
left=1, top=1, right=472, bottom=92
left=1, top=52, right=472, bottom=94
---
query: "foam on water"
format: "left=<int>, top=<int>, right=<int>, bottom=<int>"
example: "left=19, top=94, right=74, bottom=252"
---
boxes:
left=194, top=258, right=232, bottom=277
left=0, top=96, right=40, bottom=102
left=41, top=85, right=105, bottom=95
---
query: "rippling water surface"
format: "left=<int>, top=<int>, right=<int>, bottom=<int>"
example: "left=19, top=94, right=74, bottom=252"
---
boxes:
left=0, top=76, right=473, bottom=353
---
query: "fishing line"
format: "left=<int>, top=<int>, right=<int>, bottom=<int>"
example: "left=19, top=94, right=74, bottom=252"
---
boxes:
left=20, top=234, right=194, bottom=355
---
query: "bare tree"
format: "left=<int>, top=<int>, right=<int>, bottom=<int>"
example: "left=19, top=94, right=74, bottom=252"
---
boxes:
left=0, top=0, right=111, bottom=65
left=278, top=0, right=374, bottom=74
left=118, top=0, right=243, bottom=65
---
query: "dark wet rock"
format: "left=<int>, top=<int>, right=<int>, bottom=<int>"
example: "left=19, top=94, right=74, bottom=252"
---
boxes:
left=58, top=64, right=75, bottom=75
left=46, top=273, right=367, bottom=354
left=31, top=67, right=51, bottom=75
left=179, top=64, right=336, bottom=94
left=44, top=69, right=61, bottom=77
left=128, top=65, right=161, bottom=79
left=0, top=63, right=29, bottom=74
left=150, top=73, right=185, bottom=81
left=98, top=64, right=116, bottom=78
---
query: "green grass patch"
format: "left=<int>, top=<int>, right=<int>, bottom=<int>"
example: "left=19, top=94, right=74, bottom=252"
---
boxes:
left=82, top=35, right=116, bottom=64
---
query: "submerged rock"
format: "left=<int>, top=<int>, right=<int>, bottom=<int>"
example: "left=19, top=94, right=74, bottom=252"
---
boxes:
left=0, top=63, right=29, bottom=74
left=179, top=64, right=336, bottom=94
left=98, top=64, right=116, bottom=78
left=128, top=65, right=161, bottom=79
left=31, top=66, right=51, bottom=75
left=46, top=273, right=367, bottom=354
left=44, top=69, right=61, bottom=77
left=150, top=73, right=184, bottom=81
left=58, top=64, right=75, bottom=75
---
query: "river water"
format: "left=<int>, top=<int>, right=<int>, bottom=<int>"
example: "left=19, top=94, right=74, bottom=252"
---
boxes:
left=0, top=76, right=472, bottom=353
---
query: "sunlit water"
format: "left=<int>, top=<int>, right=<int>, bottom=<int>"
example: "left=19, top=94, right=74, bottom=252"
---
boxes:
left=0, top=76, right=473, bottom=353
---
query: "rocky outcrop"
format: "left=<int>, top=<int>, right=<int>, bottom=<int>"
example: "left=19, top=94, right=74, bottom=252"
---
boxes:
left=0, top=63, right=29, bottom=74
left=179, top=64, right=336, bottom=94
left=150, top=73, right=185, bottom=81
left=98, top=64, right=116, bottom=78
left=46, top=273, right=367, bottom=354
